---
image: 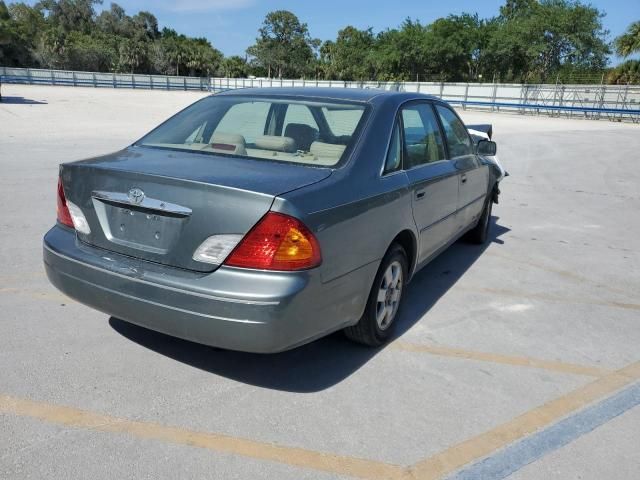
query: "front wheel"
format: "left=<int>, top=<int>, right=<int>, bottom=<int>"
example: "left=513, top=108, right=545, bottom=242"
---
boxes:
left=344, top=244, right=407, bottom=347
left=467, top=197, right=493, bottom=244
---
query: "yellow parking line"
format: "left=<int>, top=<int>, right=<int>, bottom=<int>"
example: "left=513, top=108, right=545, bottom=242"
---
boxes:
left=0, top=287, right=20, bottom=294
left=390, top=341, right=610, bottom=378
left=3, top=362, right=639, bottom=479
left=0, top=394, right=405, bottom=480
left=405, top=360, right=640, bottom=480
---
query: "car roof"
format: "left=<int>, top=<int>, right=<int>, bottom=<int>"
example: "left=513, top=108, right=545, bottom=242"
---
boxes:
left=214, top=87, right=438, bottom=104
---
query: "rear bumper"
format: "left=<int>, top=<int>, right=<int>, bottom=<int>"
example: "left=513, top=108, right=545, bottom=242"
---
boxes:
left=43, top=226, right=373, bottom=353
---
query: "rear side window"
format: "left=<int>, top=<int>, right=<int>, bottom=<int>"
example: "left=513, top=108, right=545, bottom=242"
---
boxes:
left=435, top=105, right=473, bottom=158
left=384, top=122, right=402, bottom=173
left=400, top=103, right=446, bottom=169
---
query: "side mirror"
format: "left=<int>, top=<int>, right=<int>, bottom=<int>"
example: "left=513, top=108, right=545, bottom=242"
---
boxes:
left=476, top=139, right=497, bottom=156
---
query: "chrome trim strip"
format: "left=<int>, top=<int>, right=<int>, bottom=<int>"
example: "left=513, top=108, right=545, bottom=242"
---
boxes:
left=92, top=190, right=192, bottom=216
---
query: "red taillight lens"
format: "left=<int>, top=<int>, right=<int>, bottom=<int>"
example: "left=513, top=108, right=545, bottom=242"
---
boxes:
left=224, top=212, right=321, bottom=271
left=56, top=177, right=74, bottom=228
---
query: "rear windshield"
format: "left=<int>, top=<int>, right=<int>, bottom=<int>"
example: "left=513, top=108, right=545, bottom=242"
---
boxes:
left=136, top=95, right=368, bottom=167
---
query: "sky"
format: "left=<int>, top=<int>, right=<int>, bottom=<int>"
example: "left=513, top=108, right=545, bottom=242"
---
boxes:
left=28, top=0, right=640, bottom=65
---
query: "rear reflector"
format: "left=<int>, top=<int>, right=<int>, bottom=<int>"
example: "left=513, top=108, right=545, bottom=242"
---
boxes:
left=224, top=212, right=321, bottom=271
left=66, top=200, right=91, bottom=235
left=193, top=234, right=243, bottom=265
left=56, top=177, right=74, bottom=228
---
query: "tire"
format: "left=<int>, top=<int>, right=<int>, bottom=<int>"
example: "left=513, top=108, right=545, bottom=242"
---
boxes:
left=467, top=196, right=493, bottom=244
left=344, top=244, right=408, bottom=347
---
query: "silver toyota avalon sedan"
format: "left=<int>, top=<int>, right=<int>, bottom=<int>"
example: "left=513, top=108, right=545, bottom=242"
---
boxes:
left=44, top=88, right=500, bottom=353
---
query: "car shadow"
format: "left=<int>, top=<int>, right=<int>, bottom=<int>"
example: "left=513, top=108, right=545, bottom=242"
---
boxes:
left=110, top=217, right=510, bottom=393
left=0, top=96, right=47, bottom=105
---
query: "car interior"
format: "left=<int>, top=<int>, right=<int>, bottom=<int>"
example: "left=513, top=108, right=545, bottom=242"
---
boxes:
left=141, top=98, right=364, bottom=167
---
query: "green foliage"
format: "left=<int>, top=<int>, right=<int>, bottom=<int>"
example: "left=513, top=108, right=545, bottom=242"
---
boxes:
left=614, top=21, right=640, bottom=57
left=489, top=0, right=610, bottom=82
left=319, top=26, right=376, bottom=80
left=0, top=0, right=222, bottom=75
left=246, top=10, right=319, bottom=78
left=315, top=0, right=611, bottom=83
left=221, top=55, right=248, bottom=78
left=0, top=1, right=631, bottom=83
left=606, top=59, right=640, bottom=84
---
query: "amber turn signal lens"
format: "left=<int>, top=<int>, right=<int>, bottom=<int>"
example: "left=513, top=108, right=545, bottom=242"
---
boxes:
left=224, top=212, right=321, bottom=271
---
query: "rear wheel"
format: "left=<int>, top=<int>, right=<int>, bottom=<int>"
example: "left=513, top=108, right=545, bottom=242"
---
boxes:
left=344, top=244, right=407, bottom=347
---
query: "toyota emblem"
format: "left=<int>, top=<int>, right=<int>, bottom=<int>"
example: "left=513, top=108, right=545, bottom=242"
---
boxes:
left=128, top=188, right=145, bottom=204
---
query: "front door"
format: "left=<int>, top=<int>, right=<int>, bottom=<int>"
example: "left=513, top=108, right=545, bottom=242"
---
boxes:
left=399, top=102, right=459, bottom=264
left=434, top=104, right=489, bottom=231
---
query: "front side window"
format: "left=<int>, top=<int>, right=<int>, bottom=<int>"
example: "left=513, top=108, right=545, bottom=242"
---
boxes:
left=400, top=103, right=446, bottom=169
left=435, top=105, right=473, bottom=158
left=137, top=96, right=367, bottom=167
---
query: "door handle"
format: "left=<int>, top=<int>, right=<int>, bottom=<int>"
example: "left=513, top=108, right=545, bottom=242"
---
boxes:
left=415, top=189, right=426, bottom=200
left=460, top=174, right=468, bottom=184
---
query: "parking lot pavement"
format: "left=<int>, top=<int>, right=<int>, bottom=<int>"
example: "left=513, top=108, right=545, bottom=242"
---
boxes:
left=1, top=84, right=639, bottom=479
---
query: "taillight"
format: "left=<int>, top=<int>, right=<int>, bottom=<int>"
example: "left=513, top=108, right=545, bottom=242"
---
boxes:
left=224, top=212, right=321, bottom=271
left=57, top=177, right=74, bottom=228
left=56, top=177, right=91, bottom=234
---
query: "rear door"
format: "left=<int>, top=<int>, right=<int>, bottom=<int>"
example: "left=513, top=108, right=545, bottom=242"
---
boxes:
left=434, top=103, right=489, bottom=231
left=397, top=102, right=459, bottom=264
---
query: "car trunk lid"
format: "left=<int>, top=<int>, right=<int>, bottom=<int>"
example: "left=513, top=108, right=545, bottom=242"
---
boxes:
left=61, top=146, right=331, bottom=272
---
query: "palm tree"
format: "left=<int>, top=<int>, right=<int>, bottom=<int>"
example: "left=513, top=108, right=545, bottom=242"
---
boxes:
left=614, top=21, right=640, bottom=57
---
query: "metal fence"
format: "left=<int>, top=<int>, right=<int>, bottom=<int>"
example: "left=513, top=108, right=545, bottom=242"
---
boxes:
left=2, top=67, right=639, bottom=122
left=0, top=66, right=209, bottom=91
left=211, top=77, right=640, bottom=123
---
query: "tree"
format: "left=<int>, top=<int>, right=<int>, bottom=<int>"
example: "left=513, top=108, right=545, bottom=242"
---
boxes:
left=247, top=10, right=318, bottom=78
left=1, top=1, right=46, bottom=66
left=183, top=37, right=222, bottom=77
left=36, top=0, right=99, bottom=34
left=480, top=0, right=610, bottom=82
left=95, top=3, right=126, bottom=36
left=221, top=55, right=248, bottom=78
left=116, top=37, right=148, bottom=73
left=422, top=15, right=488, bottom=81
left=373, top=19, right=430, bottom=81
left=64, top=31, right=117, bottom=71
left=0, top=0, right=627, bottom=83
left=614, top=21, right=640, bottom=57
left=322, top=26, right=375, bottom=80
left=606, top=59, right=640, bottom=84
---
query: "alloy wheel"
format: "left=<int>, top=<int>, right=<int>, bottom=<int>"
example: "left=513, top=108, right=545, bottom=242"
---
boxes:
left=375, top=260, right=403, bottom=330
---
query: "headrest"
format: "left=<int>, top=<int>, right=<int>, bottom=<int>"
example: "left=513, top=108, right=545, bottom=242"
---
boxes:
left=284, top=123, right=318, bottom=151
left=209, top=132, right=246, bottom=155
left=254, top=135, right=296, bottom=153
left=310, top=141, right=346, bottom=160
